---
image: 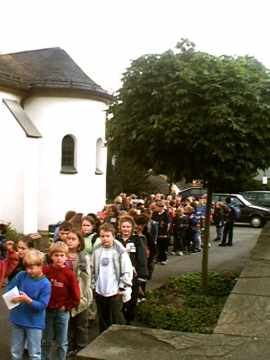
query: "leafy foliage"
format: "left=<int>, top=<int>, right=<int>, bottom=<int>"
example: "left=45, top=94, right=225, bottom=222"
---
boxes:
left=107, top=39, right=270, bottom=287
left=136, top=272, right=238, bottom=333
left=3, top=224, right=22, bottom=242
left=106, top=150, right=153, bottom=198
left=108, top=39, right=270, bottom=187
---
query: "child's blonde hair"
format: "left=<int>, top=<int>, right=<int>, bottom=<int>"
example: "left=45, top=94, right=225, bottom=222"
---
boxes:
left=23, top=249, right=45, bottom=266
left=48, top=241, right=69, bottom=256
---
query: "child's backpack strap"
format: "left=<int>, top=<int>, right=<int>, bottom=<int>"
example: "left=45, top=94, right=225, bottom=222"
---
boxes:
left=78, top=252, right=88, bottom=273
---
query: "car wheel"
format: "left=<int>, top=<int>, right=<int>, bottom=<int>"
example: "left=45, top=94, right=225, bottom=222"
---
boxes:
left=250, top=216, right=263, bottom=228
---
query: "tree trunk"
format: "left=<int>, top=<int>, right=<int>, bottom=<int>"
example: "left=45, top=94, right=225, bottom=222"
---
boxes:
left=201, top=184, right=213, bottom=289
left=168, top=172, right=174, bottom=194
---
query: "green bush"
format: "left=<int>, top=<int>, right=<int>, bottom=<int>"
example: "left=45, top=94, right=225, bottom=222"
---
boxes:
left=136, top=272, right=238, bottom=334
left=3, top=224, right=22, bottom=242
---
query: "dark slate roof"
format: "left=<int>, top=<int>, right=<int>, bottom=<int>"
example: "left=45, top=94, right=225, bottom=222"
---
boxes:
left=0, top=47, right=112, bottom=101
left=3, top=99, right=42, bottom=138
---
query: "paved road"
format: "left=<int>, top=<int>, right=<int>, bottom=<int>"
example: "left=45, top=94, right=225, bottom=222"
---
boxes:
left=150, top=225, right=261, bottom=289
left=0, top=225, right=261, bottom=358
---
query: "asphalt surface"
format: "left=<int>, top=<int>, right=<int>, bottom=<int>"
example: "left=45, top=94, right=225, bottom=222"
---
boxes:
left=0, top=225, right=261, bottom=359
left=150, top=224, right=261, bottom=290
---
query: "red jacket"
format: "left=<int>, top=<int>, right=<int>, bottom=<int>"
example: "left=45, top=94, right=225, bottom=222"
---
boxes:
left=43, top=265, right=80, bottom=310
left=0, top=250, right=19, bottom=287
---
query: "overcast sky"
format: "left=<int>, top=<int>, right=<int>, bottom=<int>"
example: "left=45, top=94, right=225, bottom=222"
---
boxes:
left=1, top=0, right=269, bottom=93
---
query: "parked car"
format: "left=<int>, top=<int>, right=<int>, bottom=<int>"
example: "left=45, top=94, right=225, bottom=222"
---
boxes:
left=212, top=193, right=270, bottom=228
left=178, top=188, right=270, bottom=227
left=241, top=191, right=270, bottom=209
left=179, top=187, right=207, bottom=200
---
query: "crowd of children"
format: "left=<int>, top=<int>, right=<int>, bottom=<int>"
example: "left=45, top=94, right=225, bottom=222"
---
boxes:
left=0, top=191, right=236, bottom=360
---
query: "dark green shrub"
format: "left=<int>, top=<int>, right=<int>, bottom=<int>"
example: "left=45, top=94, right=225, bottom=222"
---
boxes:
left=3, top=224, right=22, bottom=242
left=136, top=272, right=238, bottom=334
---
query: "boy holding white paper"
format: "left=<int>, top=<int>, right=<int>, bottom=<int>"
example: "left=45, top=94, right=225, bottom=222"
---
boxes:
left=4, top=249, right=51, bottom=360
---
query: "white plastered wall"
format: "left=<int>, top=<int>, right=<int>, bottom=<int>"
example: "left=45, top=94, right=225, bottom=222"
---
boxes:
left=0, top=91, right=27, bottom=232
left=23, top=138, right=39, bottom=233
left=24, top=95, right=107, bottom=230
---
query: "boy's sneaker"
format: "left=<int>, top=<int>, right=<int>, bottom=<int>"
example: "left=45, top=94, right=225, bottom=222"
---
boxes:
left=177, top=251, right=184, bottom=256
left=67, top=350, right=77, bottom=358
left=170, top=251, right=176, bottom=255
left=161, top=260, right=168, bottom=265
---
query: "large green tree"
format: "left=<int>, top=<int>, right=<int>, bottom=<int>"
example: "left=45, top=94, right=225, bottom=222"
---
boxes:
left=106, top=150, right=152, bottom=199
left=108, top=39, right=270, bottom=287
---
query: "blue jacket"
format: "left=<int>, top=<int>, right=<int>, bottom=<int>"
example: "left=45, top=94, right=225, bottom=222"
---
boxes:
left=6, top=271, right=51, bottom=330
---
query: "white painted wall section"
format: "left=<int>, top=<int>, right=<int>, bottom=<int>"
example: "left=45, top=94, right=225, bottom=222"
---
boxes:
left=0, top=94, right=25, bottom=232
left=24, top=95, right=107, bottom=230
left=23, top=139, right=39, bottom=233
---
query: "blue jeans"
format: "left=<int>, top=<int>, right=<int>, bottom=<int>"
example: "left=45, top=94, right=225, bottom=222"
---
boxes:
left=216, top=225, right=224, bottom=241
left=11, top=323, right=42, bottom=360
left=222, top=221, right=234, bottom=246
left=193, top=230, right=201, bottom=249
left=41, top=309, right=70, bottom=360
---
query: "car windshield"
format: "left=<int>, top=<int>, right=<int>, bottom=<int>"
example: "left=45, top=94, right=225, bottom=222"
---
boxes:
left=243, top=192, right=270, bottom=202
left=213, top=193, right=252, bottom=206
left=234, top=194, right=252, bottom=206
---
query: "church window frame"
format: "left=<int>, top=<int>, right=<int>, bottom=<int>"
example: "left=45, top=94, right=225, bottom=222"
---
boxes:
left=95, top=138, right=104, bottom=175
left=61, top=134, right=77, bottom=174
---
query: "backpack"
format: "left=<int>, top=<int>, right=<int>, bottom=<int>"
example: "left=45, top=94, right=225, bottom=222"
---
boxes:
left=71, top=252, right=92, bottom=317
left=230, top=205, right=241, bottom=221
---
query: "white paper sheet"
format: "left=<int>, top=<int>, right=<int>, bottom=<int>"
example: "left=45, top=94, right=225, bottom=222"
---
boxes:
left=2, top=286, right=20, bottom=310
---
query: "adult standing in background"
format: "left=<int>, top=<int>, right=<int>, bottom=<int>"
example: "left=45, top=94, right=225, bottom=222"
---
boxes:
left=213, top=202, right=225, bottom=242
left=152, top=201, right=170, bottom=265
left=219, top=197, right=234, bottom=247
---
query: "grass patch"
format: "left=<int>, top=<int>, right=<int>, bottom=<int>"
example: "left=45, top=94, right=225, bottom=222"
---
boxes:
left=136, top=271, right=238, bottom=334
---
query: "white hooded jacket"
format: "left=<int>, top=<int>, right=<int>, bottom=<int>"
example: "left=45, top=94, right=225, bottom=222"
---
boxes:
left=91, top=239, right=133, bottom=303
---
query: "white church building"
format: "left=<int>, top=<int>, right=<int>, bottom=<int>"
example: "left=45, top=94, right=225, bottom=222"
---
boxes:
left=0, top=47, right=112, bottom=234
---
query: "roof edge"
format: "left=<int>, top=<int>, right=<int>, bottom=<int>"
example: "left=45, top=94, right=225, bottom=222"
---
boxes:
left=23, top=87, right=113, bottom=104
left=1, top=46, right=62, bottom=56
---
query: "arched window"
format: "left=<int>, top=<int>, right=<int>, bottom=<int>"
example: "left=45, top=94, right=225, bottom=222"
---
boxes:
left=95, top=138, right=104, bottom=175
left=61, top=135, right=77, bottom=174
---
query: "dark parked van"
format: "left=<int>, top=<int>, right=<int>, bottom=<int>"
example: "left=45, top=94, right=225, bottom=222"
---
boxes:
left=178, top=188, right=270, bottom=227
left=241, top=191, right=270, bottom=209
left=179, top=187, right=207, bottom=199
left=213, top=193, right=270, bottom=228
